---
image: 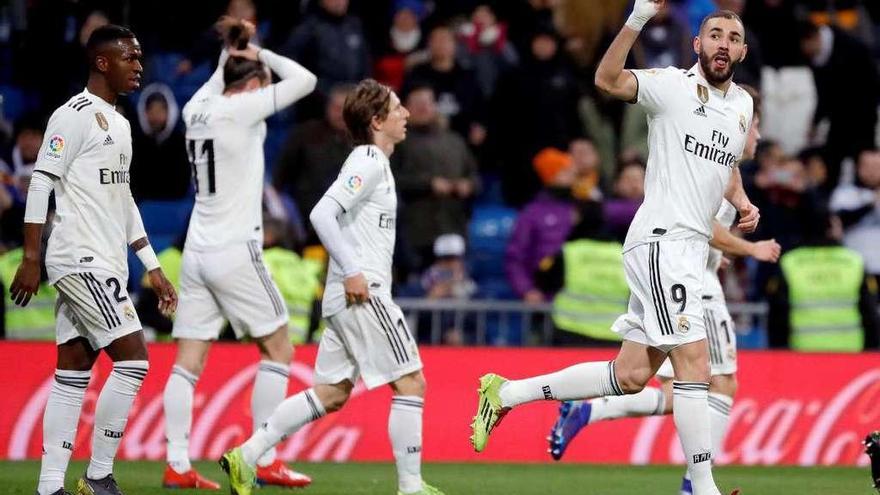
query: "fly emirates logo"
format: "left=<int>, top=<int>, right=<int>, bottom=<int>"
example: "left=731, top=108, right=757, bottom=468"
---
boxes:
left=684, top=129, right=737, bottom=168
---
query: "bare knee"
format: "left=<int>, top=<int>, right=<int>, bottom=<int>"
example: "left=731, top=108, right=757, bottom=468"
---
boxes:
left=315, top=381, right=353, bottom=413
left=390, top=370, right=426, bottom=397
left=710, top=374, right=737, bottom=398
left=256, top=325, right=293, bottom=364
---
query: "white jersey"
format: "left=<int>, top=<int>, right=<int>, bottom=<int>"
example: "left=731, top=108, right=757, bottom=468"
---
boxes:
left=704, top=200, right=738, bottom=300
left=34, top=89, right=137, bottom=283
left=321, top=145, right=397, bottom=316
left=182, top=49, right=316, bottom=251
left=624, top=64, right=753, bottom=252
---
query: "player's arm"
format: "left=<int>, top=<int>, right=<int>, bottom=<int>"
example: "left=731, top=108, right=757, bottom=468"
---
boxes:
left=125, top=193, right=177, bottom=315
left=724, top=167, right=760, bottom=233
left=709, top=220, right=780, bottom=262
left=190, top=49, right=231, bottom=101
left=594, top=0, right=662, bottom=102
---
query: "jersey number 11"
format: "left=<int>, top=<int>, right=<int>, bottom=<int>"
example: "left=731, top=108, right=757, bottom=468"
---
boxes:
left=187, top=139, right=216, bottom=195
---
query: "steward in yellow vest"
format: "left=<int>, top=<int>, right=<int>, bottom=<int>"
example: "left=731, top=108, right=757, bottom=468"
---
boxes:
left=0, top=247, right=57, bottom=340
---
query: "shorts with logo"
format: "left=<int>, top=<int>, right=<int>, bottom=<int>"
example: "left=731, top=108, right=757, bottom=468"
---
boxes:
left=656, top=296, right=738, bottom=377
left=314, top=295, right=422, bottom=390
left=54, top=270, right=142, bottom=350
left=173, top=241, right=288, bottom=340
left=611, top=239, right=709, bottom=353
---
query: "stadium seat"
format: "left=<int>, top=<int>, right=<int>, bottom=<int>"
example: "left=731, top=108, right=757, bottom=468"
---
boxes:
left=467, top=205, right=517, bottom=283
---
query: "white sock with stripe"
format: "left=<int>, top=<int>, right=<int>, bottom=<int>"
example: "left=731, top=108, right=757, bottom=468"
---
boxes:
left=37, top=369, right=91, bottom=495
left=389, top=396, right=424, bottom=494
left=708, top=392, right=733, bottom=460
left=673, top=381, right=720, bottom=495
left=499, top=361, right=624, bottom=408
left=588, top=387, right=666, bottom=423
left=241, top=388, right=325, bottom=466
left=252, top=360, right=290, bottom=468
left=87, top=360, right=149, bottom=480
left=163, top=365, right=198, bottom=474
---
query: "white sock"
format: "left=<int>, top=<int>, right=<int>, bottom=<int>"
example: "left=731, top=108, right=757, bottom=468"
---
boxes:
left=87, top=360, right=148, bottom=480
left=241, top=388, right=325, bottom=466
left=389, top=396, right=424, bottom=494
left=163, top=365, right=198, bottom=474
left=589, top=387, right=666, bottom=423
left=673, top=381, right=720, bottom=495
left=499, top=361, right=623, bottom=408
left=37, top=369, right=90, bottom=495
left=252, top=360, right=289, bottom=467
left=707, top=392, right=733, bottom=460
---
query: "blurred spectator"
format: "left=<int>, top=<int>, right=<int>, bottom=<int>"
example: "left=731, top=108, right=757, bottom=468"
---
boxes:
left=374, top=0, right=429, bottom=91
left=603, top=157, right=645, bottom=243
left=799, top=20, right=879, bottom=185
left=457, top=4, right=519, bottom=99
left=272, top=84, right=354, bottom=245
left=632, top=6, right=691, bottom=70
left=130, top=84, right=191, bottom=201
left=490, top=27, right=583, bottom=206
left=503, top=0, right=558, bottom=57
left=569, top=138, right=604, bottom=202
left=174, top=0, right=262, bottom=77
left=830, top=149, right=880, bottom=277
left=404, top=25, right=487, bottom=146
left=799, top=146, right=831, bottom=200
left=419, top=233, right=477, bottom=345
left=505, top=148, right=578, bottom=303
left=393, top=84, right=479, bottom=271
left=742, top=0, right=803, bottom=68
left=4, top=114, right=42, bottom=190
left=714, top=0, right=764, bottom=89
left=280, top=0, right=370, bottom=96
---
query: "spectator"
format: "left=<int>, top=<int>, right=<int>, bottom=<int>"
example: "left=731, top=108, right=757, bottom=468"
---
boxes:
left=504, top=148, right=578, bottom=304
left=404, top=25, right=486, bottom=146
left=393, top=84, right=479, bottom=270
left=603, top=157, right=645, bottom=243
left=490, top=26, right=582, bottom=206
left=632, top=6, right=691, bottom=70
left=374, top=0, right=428, bottom=91
left=569, top=138, right=604, bottom=202
left=130, top=84, right=191, bottom=201
left=419, top=233, right=477, bottom=345
left=272, top=84, right=353, bottom=244
left=503, top=0, right=558, bottom=57
left=830, top=149, right=880, bottom=277
left=799, top=20, right=879, bottom=185
left=457, top=4, right=519, bottom=99
left=4, top=114, right=43, bottom=191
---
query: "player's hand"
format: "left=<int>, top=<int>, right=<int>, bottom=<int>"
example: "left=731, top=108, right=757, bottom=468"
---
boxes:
left=626, top=0, right=663, bottom=31
left=344, top=273, right=369, bottom=306
left=9, top=259, right=40, bottom=307
left=148, top=269, right=178, bottom=317
left=737, top=202, right=760, bottom=233
left=750, top=239, right=781, bottom=263
left=227, top=43, right=262, bottom=62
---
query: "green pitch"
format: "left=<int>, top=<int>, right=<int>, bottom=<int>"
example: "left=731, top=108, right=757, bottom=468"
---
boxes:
left=0, top=461, right=871, bottom=495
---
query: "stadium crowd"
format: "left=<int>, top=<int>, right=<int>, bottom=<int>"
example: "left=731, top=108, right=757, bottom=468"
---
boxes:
left=0, top=0, right=879, bottom=349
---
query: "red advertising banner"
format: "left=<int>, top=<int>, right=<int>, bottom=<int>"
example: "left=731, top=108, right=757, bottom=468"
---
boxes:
left=1, top=342, right=878, bottom=466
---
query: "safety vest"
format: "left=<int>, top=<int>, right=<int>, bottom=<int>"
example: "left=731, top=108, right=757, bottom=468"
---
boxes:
left=552, top=239, right=628, bottom=341
left=0, top=248, right=57, bottom=340
left=780, top=246, right=864, bottom=352
left=263, top=247, right=322, bottom=344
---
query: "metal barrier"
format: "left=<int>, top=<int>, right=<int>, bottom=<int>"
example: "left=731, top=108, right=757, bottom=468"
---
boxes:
left=396, top=298, right=770, bottom=346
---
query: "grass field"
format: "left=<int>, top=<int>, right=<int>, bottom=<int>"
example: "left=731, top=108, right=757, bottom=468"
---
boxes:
left=0, top=461, right=872, bottom=495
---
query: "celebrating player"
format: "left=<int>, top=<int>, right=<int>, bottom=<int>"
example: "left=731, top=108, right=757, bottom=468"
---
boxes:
left=218, top=79, right=443, bottom=495
left=470, top=3, right=758, bottom=494
left=160, top=18, right=316, bottom=490
left=547, top=86, right=780, bottom=495
left=10, top=25, right=177, bottom=495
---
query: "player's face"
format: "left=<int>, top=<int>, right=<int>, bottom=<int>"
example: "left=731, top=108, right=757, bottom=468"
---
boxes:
left=101, top=38, right=144, bottom=95
left=695, top=17, right=747, bottom=85
left=743, top=115, right=760, bottom=160
left=379, top=92, right=409, bottom=144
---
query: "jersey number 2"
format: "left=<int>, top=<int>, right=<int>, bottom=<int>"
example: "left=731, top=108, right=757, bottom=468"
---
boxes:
left=187, top=139, right=216, bottom=195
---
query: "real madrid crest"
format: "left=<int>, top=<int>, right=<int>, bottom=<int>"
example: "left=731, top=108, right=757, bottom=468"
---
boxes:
left=124, top=305, right=136, bottom=321
left=677, top=316, right=690, bottom=333
left=738, top=114, right=747, bottom=134
left=95, top=112, right=109, bottom=131
left=696, top=84, right=709, bottom=104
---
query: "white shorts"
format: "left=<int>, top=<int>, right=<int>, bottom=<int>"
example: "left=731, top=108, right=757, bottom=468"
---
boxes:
left=612, top=239, right=709, bottom=353
left=314, top=296, right=422, bottom=390
left=656, top=296, right=738, bottom=378
left=173, top=241, right=288, bottom=340
left=54, top=271, right=142, bottom=350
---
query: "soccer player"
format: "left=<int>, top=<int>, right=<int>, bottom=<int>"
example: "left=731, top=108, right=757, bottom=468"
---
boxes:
left=9, top=25, right=177, bottom=495
left=470, top=3, right=758, bottom=494
left=218, top=79, right=443, bottom=495
left=547, top=86, right=780, bottom=495
left=161, top=19, right=316, bottom=490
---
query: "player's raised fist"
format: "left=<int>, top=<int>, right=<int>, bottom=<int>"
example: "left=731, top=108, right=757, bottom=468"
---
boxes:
left=626, top=0, right=664, bottom=31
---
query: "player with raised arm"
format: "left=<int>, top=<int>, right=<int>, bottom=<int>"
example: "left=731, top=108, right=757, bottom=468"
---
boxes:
left=547, top=86, right=779, bottom=495
left=470, top=3, right=758, bottom=494
left=9, top=25, right=177, bottom=495
left=160, top=18, right=316, bottom=490
left=218, top=79, right=443, bottom=495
